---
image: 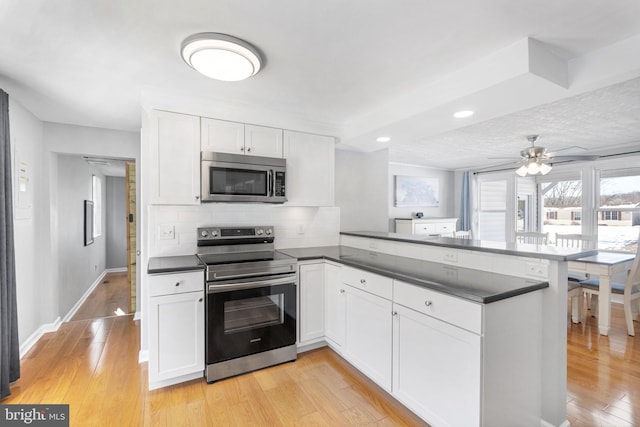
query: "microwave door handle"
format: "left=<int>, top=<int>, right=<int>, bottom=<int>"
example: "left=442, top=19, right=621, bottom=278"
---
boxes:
left=267, top=169, right=273, bottom=197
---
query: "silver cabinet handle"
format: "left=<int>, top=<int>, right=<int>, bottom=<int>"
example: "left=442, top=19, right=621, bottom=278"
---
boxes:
left=240, top=146, right=245, bottom=152
left=339, top=289, right=345, bottom=294
left=247, top=147, right=251, bottom=152
left=392, top=311, right=398, bottom=316
left=199, top=298, right=203, bottom=302
left=195, top=195, right=200, bottom=200
left=175, top=282, right=181, bottom=287
left=424, top=300, right=432, bottom=307
left=360, top=279, right=366, bottom=285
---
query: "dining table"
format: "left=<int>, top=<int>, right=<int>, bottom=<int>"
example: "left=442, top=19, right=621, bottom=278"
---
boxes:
left=568, top=251, right=636, bottom=336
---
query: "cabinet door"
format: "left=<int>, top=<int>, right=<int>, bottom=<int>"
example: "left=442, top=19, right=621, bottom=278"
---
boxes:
left=245, top=124, right=283, bottom=158
left=344, top=286, right=392, bottom=392
left=392, top=303, right=481, bottom=427
left=283, top=131, right=335, bottom=206
left=324, top=263, right=345, bottom=348
left=150, top=111, right=201, bottom=205
left=149, top=290, right=204, bottom=383
left=201, top=117, right=244, bottom=154
left=298, top=263, right=325, bottom=344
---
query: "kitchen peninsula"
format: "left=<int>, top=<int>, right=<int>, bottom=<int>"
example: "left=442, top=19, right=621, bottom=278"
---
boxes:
left=282, top=231, right=596, bottom=427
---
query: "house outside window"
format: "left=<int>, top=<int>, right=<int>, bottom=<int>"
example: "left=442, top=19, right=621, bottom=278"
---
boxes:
left=600, top=211, right=621, bottom=221
left=571, top=210, right=581, bottom=221
left=546, top=211, right=558, bottom=220
left=598, top=170, right=640, bottom=252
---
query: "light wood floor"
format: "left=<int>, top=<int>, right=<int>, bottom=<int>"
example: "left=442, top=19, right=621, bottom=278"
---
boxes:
left=4, top=293, right=640, bottom=426
left=566, top=303, right=640, bottom=426
left=70, top=272, right=131, bottom=321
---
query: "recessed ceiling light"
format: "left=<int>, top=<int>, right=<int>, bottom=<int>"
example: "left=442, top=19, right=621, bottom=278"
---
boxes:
left=181, top=33, right=262, bottom=82
left=453, top=110, right=474, bottom=118
left=376, top=136, right=391, bottom=143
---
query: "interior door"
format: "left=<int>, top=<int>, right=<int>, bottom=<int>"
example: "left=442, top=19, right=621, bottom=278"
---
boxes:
left=126, top=162, right=137, bottom=313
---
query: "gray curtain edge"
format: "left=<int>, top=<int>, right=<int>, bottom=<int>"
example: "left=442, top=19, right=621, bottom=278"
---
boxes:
left=459, top=170, right=471, bottom=232
left=0, top=88, right=20, bottom=400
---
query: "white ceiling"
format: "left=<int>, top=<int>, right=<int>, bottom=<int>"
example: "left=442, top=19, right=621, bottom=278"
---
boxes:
left=1, top=0, right=640, bottom=170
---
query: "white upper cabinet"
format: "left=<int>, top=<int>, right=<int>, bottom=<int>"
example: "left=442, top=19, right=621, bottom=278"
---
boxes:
left=149, top=110, right=201, bottom=205
left=283, top=130, right=335, bottom=206
left=201, top=117, right=244, bottom=154
left=201, top=118, right=283, bottom=158
left=245, top=124, right=283, bottom=158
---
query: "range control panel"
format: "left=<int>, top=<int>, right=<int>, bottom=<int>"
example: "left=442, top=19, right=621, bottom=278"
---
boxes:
left=197, top=226, right=274, bottom=242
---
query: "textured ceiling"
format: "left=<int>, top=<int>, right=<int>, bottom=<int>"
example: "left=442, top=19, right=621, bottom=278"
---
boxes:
left=1, top=0, right=639, bottom=171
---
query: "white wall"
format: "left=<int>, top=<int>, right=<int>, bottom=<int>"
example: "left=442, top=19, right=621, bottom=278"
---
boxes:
left=106, top=176, right=127, bottom=269
left=388, top=162, right=455, bottom=230
left=56, top=155, right=107, bottom=317
left=9, top=97, right=55, bottom=347
left=335, top=149, right=389, bottom=232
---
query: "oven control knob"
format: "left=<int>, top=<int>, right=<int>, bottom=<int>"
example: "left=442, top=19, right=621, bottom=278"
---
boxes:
left=256, top=229, right=264, bottom=236
left=265, top=228, right=273, bottom=236
left=200, top=230, right=208, bottom=238
left=211, top=230, right=218, bottom=237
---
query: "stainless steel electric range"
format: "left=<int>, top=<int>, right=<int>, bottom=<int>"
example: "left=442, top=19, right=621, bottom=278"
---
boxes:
left=196, top=225, right=297, bottom=383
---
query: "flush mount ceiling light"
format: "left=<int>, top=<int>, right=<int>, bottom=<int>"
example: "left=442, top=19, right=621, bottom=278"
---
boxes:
left=453, top=110, right=474, bottom=118
left=181, top=33, right=262, bottom=82
left=376, top=136, right=391, bottom=143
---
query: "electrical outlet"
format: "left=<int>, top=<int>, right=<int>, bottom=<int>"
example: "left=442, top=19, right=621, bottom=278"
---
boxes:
left=159, top=225, right=175, bottom=240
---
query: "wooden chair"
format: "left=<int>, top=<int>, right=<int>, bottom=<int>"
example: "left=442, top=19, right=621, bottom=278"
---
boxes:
left=579, top=235, right=640, bottom=336
left=555, top=233, right=597, bottom=249
left=515, top=231, right=549, bottom=245
left=454, top=230, right=471, bottom=239
left=568, top=281, right=584, bottom=324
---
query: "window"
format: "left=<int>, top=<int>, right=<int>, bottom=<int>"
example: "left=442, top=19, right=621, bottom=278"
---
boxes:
left=92, top=175, right=102, bottom=238
left=597, top=170, right=640, bottom=252
left=601, top=211, right=621, bottom=221
left=539, top=177, right=582, bottom=244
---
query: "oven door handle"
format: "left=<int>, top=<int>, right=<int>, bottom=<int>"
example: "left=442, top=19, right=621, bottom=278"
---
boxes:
left=207, top=274, right=296, bottom=293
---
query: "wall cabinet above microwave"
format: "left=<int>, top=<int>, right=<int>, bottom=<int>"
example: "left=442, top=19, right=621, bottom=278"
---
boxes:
left=201, top=118, right=283, bottom=159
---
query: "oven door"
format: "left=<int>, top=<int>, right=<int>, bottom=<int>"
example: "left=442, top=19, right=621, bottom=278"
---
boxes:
left=206, top=274, right=296, bottom=363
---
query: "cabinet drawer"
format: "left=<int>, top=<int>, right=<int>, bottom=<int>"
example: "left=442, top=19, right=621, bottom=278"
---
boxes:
left=149, top=270, right=204, bottom=297
left=413, top=224, right=436, bottom=235
left=393, top=280, right=482, bottom=334
left=435, top=223, right=455, bottom=234
left=341, top=266, right=392, bottom=300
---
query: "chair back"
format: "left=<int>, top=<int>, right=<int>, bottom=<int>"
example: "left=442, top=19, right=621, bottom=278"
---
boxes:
left=625, top=232, right=640, bottom=299
left=555, top=233, right=597, bottom=249
left=454, top=230, right=471, bottom=239
left=515, top=231, right=549, bottom=245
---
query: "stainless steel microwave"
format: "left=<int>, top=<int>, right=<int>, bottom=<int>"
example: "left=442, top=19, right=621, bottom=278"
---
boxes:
left=201, top=152, right=286, bottom=203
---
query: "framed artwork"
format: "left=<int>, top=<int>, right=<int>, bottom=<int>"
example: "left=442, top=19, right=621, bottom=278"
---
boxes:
left=394, top=175, right=440, bottom=207
left=84, top=200, right=94, bottom=246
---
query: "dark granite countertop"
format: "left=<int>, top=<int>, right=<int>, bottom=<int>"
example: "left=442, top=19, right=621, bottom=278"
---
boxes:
left=148, top=255, right=204, bottom=274
left=278, top=246, right=549, bottom=304
left=341, top=231, right=597, bottom=261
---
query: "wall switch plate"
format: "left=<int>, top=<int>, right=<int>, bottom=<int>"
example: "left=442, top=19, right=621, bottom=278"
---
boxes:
left=159, top=225, right=175, bottom=240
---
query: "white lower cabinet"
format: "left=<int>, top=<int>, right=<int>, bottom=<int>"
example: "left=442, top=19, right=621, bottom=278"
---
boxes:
left=344, top=285, right=393, bottom=392
left=392, top=303, right=481, bottom=426
left=324, top=263, right=345, bottom=348
left=298, top=262, right=326, bottom=345
left=148, top=271, right=204, bottom=389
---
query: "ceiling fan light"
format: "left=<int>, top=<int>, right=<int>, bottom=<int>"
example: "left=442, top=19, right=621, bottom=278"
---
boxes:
left=515, top=165, right=528, bottom=177
left=181, top=33, right=262, bottom=81
left=527, top=161, right=540, bottom=175
left=539, top=162, right=552, bottom=175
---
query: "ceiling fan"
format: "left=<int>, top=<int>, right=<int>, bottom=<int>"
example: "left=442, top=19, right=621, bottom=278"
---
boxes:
left=488, top=135, right=600, bottom=176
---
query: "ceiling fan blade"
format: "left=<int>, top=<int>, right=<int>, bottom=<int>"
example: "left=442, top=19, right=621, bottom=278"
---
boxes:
left=546, top=145, right=587, bottom=157
left=476, top=160, right=522, bottom=170
left=548, top=155, right=600, bottom=162
left=487, top=156, right=521, bottom=160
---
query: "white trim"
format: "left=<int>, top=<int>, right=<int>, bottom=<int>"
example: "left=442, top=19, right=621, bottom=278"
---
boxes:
left=138, top=349, right=149, bottom=363
left=61, top=270, right=108, bottom=323
left=133, top=311, right=142, bottom=321
left=149, top=371, right=203, bottom=391
left=541, top=419, right=570, bottom=427
left=105, top=267, right=128, bottom=273
left=19, top=316, right=62, bottom=358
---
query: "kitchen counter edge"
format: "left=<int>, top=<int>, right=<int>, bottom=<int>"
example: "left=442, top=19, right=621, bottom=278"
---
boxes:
left=147, top=255, right=204, bottom=275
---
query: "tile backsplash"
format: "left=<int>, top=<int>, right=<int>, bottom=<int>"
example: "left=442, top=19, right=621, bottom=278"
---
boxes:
left=148, top=204, right=340, bottom=257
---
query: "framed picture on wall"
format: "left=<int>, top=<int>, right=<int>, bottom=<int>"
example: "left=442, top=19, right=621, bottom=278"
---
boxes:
left=84, top=200, right=94, bottom=246
left=394, top=175, right=440, bottom=207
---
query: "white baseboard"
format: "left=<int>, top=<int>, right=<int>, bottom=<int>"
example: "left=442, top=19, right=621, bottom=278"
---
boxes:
left=541, top=419, right=570, bottom=427
left=20, top=316, right=62, bottom=358
left=105, top=267, right=128, bottom=273
left=133, top=311, right=141, bottom=321
left=61, top=270, right=109, bottom=323
left=139, top=349, right=149, bottom=363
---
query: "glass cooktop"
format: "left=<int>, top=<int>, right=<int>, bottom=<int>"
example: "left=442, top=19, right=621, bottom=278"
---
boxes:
left=197, top=250, right=295, bottom=266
